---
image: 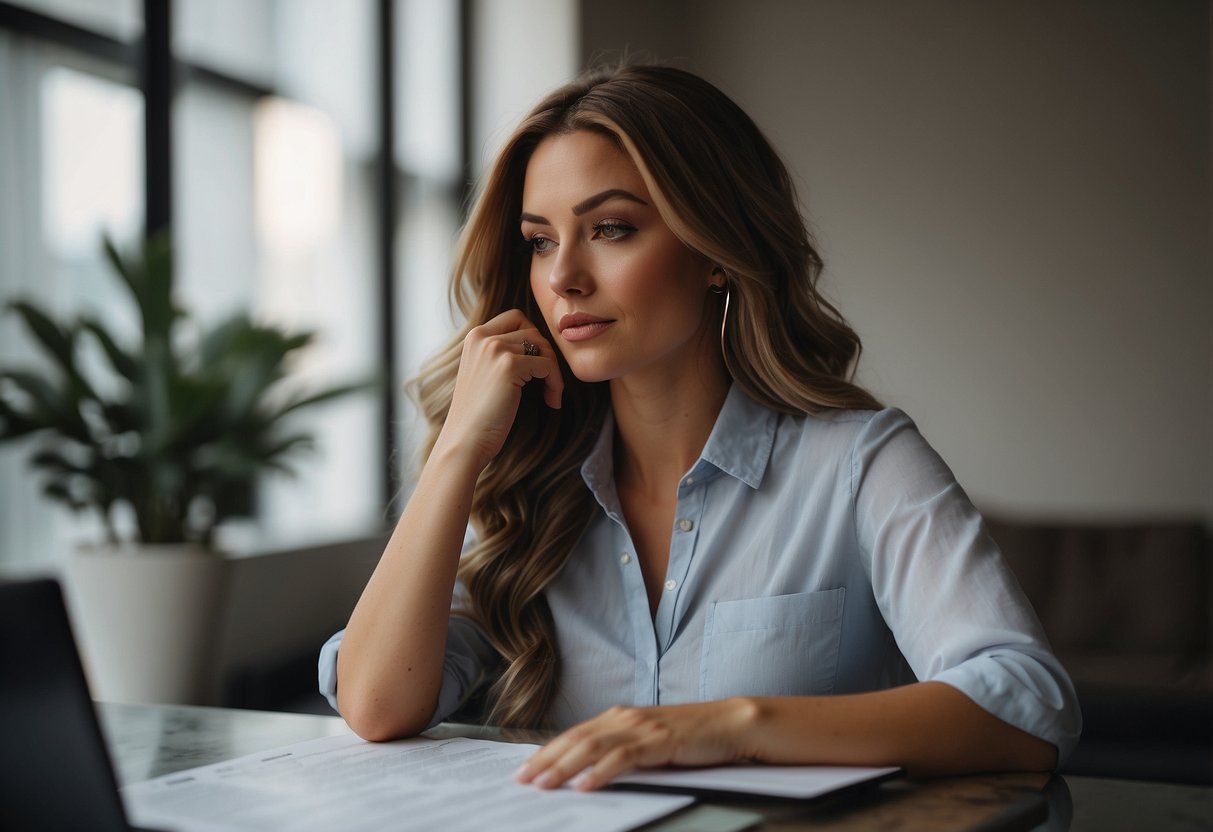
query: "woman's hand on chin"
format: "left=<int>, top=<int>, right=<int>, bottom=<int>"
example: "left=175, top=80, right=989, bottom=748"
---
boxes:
left=436, top=309, right=564, bottom=471
left=513, top=699, right=760, bottom=792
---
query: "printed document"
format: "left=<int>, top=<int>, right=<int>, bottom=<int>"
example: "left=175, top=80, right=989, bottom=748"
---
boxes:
left=122, top=733, right=692, bottom=832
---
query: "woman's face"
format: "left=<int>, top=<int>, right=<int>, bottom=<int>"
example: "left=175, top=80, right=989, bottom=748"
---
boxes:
left=521, top=130, right=720, bottom=385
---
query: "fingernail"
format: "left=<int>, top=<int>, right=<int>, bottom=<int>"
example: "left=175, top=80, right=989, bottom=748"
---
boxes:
left=513, top=763, right=530, bottom=782
left=534, top=771, right=555, bottom=789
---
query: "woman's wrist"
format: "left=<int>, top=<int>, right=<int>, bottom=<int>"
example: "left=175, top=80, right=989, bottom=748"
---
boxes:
left=428, top=431, right=492, bottom=479
left=724, top=696, right=767, bottom=762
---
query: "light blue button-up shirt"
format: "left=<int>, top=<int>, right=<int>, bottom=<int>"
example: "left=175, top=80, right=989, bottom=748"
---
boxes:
left=320, top=385, right=1081, bottom=761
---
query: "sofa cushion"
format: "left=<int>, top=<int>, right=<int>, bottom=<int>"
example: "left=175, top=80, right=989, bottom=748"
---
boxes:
left=984, top=517, right=1212, bottom=688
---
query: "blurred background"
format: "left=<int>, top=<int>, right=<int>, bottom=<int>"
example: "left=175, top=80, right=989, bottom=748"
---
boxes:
left=0, top=0, right=1209, bottom=783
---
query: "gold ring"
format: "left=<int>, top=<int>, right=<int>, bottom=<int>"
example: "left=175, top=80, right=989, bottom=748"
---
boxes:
left=522, top=339, right=540, bottom=357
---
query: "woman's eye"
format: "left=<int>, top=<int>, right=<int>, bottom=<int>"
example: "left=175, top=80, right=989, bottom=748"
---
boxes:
left=529, top=235, right=556, bottom=254
left=593, top=221, right=635, bottom=241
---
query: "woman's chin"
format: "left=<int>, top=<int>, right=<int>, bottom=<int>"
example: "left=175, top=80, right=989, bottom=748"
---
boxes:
left=570, top=369, right=614, bottom=384
left=564, top=359, right=620, bottom=385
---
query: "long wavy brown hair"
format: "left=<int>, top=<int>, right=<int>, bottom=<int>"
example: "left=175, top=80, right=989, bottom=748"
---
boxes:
left=413, top=63, right=881, bottom=728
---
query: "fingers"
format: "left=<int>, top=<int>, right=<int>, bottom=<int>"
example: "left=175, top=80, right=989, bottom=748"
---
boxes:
left=468, top=313, right=563, bottom=410
left=473, top=307, right=540, bottom=337
left=514, top=701, right=751, bottom=792
left=501, top=333, right=563, bottom=410
left=515, top=707, right=673, bottom=792
left=438, top=310, right=567, bottom=468
left=577, top=744, right=652, bottom=792
left=519, top=340, right=564, bottom=411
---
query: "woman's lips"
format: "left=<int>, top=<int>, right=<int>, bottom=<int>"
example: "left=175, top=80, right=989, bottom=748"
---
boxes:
left=558, top=314, right=615, bottom=342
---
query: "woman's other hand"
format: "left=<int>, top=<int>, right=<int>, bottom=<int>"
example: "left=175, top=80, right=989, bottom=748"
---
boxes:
left=514, top=700, right=758, bottom=792
left=437, top=309, right=563, bottom=470
left=515, top=685, right=1059, bottom=790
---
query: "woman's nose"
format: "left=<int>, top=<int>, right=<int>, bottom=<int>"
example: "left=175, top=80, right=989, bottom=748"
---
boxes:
left=547, top=244, right=591, bottom=296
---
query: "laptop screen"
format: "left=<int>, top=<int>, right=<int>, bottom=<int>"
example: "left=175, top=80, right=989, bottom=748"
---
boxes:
left=0, top=578, right=134, bottom=832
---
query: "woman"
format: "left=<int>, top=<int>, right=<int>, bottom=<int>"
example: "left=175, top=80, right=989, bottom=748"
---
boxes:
left=320, top=63, right=1080, bottom=791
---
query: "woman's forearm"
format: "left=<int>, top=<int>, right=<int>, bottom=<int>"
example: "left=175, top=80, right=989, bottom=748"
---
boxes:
left=518, top=681, right=1057, bottom=791
left=337, top=311, right=564, bottom=740
left=739, top=682, right=1057, bottom=776
left=335, top=443, right=483, bottom=741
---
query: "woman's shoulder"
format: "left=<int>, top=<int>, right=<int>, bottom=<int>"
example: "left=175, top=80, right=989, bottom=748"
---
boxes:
left=772, top=404, right=939, bottom=473
left=783, top=404, right=918, bottom=442
left=721, top=388, right=928, bottom=479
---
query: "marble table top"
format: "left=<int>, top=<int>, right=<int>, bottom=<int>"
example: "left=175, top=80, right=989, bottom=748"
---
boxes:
left=97, top=702, right=1212, bottom=831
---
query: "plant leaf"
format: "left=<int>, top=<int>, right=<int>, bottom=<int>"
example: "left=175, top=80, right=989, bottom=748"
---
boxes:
left=43, top=481, right=88, bottom=512
left=6, top=302, right=98, bottom=399
left=139, top=231, right=178, bottom=342
left=0, top=397, right=44, bottom=441
left=197, top=313, right=254, bottom=367
left=30, top=447, right=88, bottom=474
left=138, top=338, right=176, bottom=453
left=205, top=322, right=317, bottom=423
left=103, top=234, right=143, bottom=308
left=79, top=316, right=138, bottom=380
left=268, top=378, right=379, bottom=421
left=0, top=370, right=91, bottom=442
left=103, top=232, right=180, bottom=346
left=261, top=431, right=314, bottom=464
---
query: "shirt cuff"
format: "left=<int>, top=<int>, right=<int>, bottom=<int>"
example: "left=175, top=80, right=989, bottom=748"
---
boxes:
left=932, top=650, right=1083, bottom=766
left=317, top=617, right=496, bottom=729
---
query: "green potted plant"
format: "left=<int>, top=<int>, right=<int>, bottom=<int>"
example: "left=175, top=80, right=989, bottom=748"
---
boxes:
left=0, top=233, right=374, bottom=703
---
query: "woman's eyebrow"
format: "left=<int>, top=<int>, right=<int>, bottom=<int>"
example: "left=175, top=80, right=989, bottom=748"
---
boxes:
left=572, top=189, right=648, bottom=215
left=519, top=189, right=648, bottom=226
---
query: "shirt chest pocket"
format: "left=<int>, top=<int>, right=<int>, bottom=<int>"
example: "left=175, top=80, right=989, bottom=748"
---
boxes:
left=699, top=588, right=846, bottom=700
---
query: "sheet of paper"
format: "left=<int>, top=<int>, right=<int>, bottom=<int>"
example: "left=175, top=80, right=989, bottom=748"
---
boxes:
left=121, top=733, right=692, bottom=832
left=614, top=763, right=901, bottom=800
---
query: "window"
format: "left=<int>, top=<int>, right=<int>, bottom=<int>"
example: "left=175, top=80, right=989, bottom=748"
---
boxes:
left=0, top=36, right=145, bottom=568
left=0, top=0, right=581, bottom=571
left=172, top=1, right=384, bottom=547
left=0, top=1, right=405, bottom=566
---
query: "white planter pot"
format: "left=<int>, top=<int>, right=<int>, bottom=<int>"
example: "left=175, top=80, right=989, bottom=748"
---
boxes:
left=66, top=544, right=229, bottom=706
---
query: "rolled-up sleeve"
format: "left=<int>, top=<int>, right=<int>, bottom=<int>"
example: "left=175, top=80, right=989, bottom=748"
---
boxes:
left=852, top=408, right=1082, bottom=763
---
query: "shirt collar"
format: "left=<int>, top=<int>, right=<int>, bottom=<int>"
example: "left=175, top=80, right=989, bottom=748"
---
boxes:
left=580, top=384, right=777, bottom=497
left=698, top=383, right=777, bottom=489
left=580, top=407, right=618, bottom=502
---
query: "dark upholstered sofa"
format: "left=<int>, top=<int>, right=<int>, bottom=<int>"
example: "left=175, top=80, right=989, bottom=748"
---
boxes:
left=985, top=517, right=1213, bottom=785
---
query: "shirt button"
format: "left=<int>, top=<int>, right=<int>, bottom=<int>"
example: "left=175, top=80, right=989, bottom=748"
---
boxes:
left=683, top=476, right=695, bottom=487
left=620, top=552, right=632, bottom=565
left=664, top=579, right=677, bottom=591
left=678, top=518, right=694, bottom=532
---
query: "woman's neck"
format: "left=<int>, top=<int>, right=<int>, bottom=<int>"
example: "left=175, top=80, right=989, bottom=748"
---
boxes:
left=609, top=365, right=730, bottom=500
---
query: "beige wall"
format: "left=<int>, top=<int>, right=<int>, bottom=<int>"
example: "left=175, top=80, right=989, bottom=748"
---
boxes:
left=583, top=0, right=1213, bottom=522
